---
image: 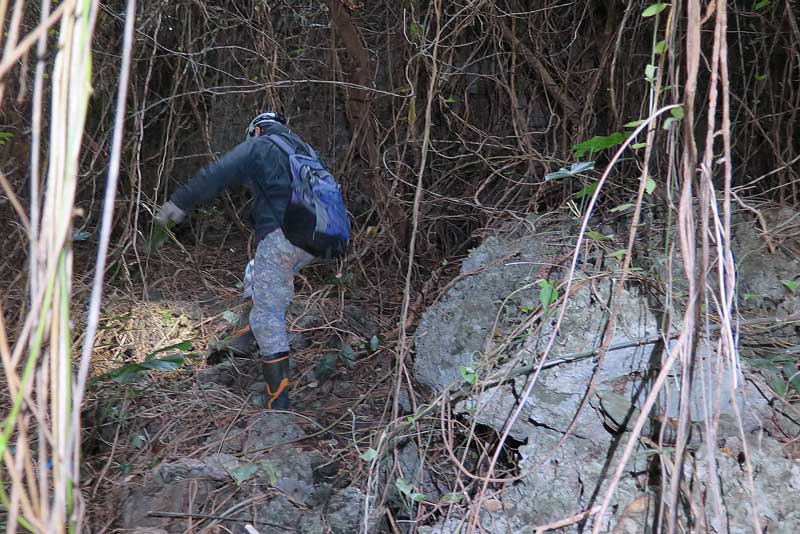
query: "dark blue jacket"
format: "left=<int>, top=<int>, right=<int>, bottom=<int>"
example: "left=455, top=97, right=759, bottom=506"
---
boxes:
left=170, top=122, right=310, bottom=241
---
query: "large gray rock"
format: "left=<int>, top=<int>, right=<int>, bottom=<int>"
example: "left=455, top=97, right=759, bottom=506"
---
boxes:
left=415, top=229, right=562, bottom=393
left=415, top=223, right=800, bottom=533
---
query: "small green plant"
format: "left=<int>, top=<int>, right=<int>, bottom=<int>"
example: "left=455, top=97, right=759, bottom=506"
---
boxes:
left=228, top=462, right=277, bottom=486
left=642, top=3, right=669, bottom=17
left=0, top=132, right=14, bottom=145
left=102, top=341, right=196, bottom=384
left=145, top=221, right=175, bottom=252
left=360, top=448, right=378, bottom=462
left=572, top=132, right=629, bottom=158
left=537, top=279, right=559, bottom=314
left=749, top=354, right=800, bottom=398
left=460, top=365, right=477, bottom=386
left=781, top=279, right=800, bottom=294
left=395, top=478, right=426, bottom=503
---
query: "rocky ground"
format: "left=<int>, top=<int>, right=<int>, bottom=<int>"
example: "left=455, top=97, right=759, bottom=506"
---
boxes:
left=89, top=207, right=800, bottom=533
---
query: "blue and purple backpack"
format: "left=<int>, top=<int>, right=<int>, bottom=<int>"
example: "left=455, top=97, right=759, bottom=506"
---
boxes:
left=268, top=134, right=350, bottom=259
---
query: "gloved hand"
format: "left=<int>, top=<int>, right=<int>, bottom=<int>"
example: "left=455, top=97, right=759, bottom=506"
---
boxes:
left=154, top=200, right=186, bottom=226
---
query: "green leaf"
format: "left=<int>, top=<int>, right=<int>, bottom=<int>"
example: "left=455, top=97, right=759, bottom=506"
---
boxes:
left=537, top=279, right=559, bottom=313
left=767, top=370, right=788, bottom=397
left=315, top=353, right=339, bottom=381
left=645, top=64, right=657, bottom=82
left=662, top=117, right=678, bottom=130
left=575, top=181, right=598, bottom=199
left=222, top=310, right=240, bottom=325
left=230, top=463, right=260, bottom=486
left=782, top=362, right=795, bottom=380
left=145, top=221, right=177, bottom=252
left=109, top=363, right=148, bottom=384
left=369, top=335, right=380, bottom=352
left=0, top=132, right=14, bottom=139
left=395, top=478, right=413, bottom=496
left=609, top=203, right=633, bottom=213
left=339, top=343, right=357, bottom=369
left=754, top=73, right=767, bottom=81
left=642, top=3, right=669, bottom=17
left=544, top=160, right=595, bottom=181
left=755, top=0, right=770, bottom=9
left=460, top=366, right=477, bottom=386
left=395, top=478, right=426, bottom=502
left=631, top=142, right=648, bottom=150
left=670, top=106, right=685, bottom=120
left=790, top=372, right=800, bottom=393
left=146, top=340, right=193, bottom=358
left=441, top=492, right=465, bottom=504
left=743, top=293, right=763, bottom=301
left=610, top=249, right=628, bottom=261
left=645, top=176, right=657, bottom=195
left=654, top=40, right=668, bottom=55
left=142, top=355, right=185, bottom=371
left=130, top=434, right=147, bottom=449
left=624, top=119, right=647, bottom=128
left=586, top=230, right=610, bottom=241
left=360, top=448, right=378, bottom=462
left=411, top=491, right=427, bottom=502
left=72, top=230, right=92, bottom=241
left=407, top=96, right=417, bottom=125
left=781, top=279, right=800, bottom=294
left=260, top=462, right=278, bottom=485
left=443, top=96, right=458, bottom=104
left=572, top=133, right=628, bottom=158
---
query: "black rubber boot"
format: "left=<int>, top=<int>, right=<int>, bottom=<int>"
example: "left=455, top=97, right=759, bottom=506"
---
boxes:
left=261, top=352, right=290, bottom=410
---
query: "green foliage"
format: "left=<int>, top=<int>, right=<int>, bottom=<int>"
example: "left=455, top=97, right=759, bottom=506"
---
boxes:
left=395, top=478, right=426, bottom=503
left=360, top=448, right=378, bottom=462
left=145, top=222, right=174, bottom=252
left=586, top=230, right=611, bottom=241
left=314, top=342, right=361, bottom=380
left=536, top=279, right=559, bottom=313
left=645, top=176, right=657, bottom=195
left=221, top=310, right=240, bottom=325
left=755, top=0, right=770, bottom=10
left=750, top=354, right=800, bottom=398
left=575, top=181, right=599, bottom=199
left=645, top=63, right=657, bottom=83
left=229, top=462, right=277, bottom=486
left=440, top=492, right=465, bottom=504
left=315, top=353, right=339, bottom=381
left=0, top=132, right=14, bottom=145
left=610, top=203, right=633, bottom=213
left=654, top=40, right=668, bottom=55
left=642, top=3, right=669, bottom=17
left=103, top=341, right=196, bottom=384
left=460, top=365, right=477, bottom=386
left=610, top=249, right=628, bottom=261
left=781, top=279, right=800, bottom=294
left=230, top=463, right=260, bottom=486
left=544, top=160, right=595, bottom=181
left=369, top=335, right=380, bottom=352
left=339, top=343, right=357, bottom=369
left=572, top=132, right=629, bottom=158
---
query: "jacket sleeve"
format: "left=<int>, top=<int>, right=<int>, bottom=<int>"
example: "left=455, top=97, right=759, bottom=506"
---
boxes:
left=169, top=141, right=253, bottom=211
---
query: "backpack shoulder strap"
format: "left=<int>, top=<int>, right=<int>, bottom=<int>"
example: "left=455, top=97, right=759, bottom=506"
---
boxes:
left=267, top=134, right=297, bottom=157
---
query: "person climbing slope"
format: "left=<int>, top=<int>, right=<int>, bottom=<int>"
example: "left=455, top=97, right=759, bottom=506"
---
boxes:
left=155, top=111, right=350, bottom=410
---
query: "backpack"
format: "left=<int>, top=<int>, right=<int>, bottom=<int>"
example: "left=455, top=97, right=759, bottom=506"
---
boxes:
left=268, top=134, right=350, bottom=258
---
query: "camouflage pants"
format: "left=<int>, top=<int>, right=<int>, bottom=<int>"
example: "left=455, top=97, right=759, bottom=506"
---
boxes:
left=248, top=229, right=315, bottom=356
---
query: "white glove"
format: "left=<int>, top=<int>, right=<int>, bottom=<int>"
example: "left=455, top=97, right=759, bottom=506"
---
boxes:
left=155, top=200, right=186, bottom=226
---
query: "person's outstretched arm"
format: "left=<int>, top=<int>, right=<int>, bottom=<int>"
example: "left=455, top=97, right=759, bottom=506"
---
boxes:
left=169, top=141, right=253, bottom=213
